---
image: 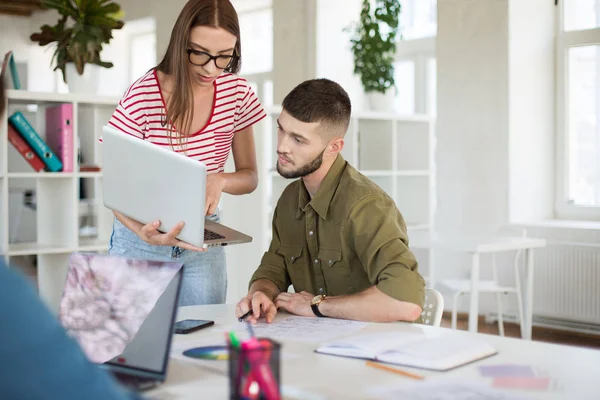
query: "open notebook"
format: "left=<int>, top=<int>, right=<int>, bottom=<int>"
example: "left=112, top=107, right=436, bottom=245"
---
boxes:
left=315, top=332, right=497, bottom=371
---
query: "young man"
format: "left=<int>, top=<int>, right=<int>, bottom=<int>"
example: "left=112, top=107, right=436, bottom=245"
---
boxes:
left=236, top=79, right=425, bottom=324
left=0, top=80, right=143, bottom=399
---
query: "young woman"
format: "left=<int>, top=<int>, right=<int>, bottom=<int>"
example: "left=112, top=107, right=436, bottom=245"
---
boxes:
left=106, top=0, right=266, bottom=306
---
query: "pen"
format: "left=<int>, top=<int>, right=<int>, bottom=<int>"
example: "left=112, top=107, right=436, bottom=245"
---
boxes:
left=365, top=361, right=425, bottom=380
left=238, top=309, right=254, bottom=322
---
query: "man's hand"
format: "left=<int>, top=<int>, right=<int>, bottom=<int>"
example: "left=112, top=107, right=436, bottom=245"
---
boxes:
left=274, top=291, right=315, bottom=317
left=236, top=291, right=278, bottom=324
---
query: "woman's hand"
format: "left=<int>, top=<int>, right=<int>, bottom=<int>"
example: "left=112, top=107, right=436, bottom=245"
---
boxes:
left=205, top=173, right=226, bottom=215
left=139, top=220, right=206, bottom=252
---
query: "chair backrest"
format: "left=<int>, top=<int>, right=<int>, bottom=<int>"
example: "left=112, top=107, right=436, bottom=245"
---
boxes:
left=421, top=287, right=444, bottom=327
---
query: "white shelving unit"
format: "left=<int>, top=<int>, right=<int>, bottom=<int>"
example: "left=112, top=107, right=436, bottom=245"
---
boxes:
left=261, top=106, right=437, bottom=283
left=1, top=89, right=118, bottom=310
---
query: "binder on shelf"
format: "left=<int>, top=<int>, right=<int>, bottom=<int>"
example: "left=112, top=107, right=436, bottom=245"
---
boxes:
left=1, top=51, right=21, bottom=90
left=8, top=111, right=63, bottom=172
left=7, top=124, right=45, bottom=172
left=46, top=104, right=74, bottom=172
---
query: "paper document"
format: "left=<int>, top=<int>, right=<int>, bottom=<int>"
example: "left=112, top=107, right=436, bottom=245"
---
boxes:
left=232, top=316, right=369, bottom=342
left=367, top=379, right=533, bottom=400
left=316, top=331, right=497, bottom=371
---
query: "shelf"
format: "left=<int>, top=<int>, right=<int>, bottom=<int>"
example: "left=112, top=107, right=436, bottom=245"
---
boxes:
left=396, top=170, right=430, bottom=177
left=78, top=172, right=103, bottom=178
left=78, top=238, right=109, bottom=252
left=358, top=170, right=430, bottom=177
left=355, top=111, right=433, bottom=122
left=360, top=170, right=395, bottom=177
left=265, top=104, right=434, bottom=123
left=407, top=224, right=430, bottom=231
left=4, top=242, right=74, bottom=256
left=6, top=89, right=120, bottom=106
left=7, top=172, right=75, bottom=178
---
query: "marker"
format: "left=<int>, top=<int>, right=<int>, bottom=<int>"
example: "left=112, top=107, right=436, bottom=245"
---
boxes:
left=238, top=309, right=254, bottom=322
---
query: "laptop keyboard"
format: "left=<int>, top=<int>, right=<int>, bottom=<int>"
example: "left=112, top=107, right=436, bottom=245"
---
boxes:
left=204, top=228, right=225, bottom=241
left=112, top=371, right=160, bottom=392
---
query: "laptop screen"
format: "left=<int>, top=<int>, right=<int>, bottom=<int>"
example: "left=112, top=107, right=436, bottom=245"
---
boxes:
left=105, top=267, right=182, bottom=375
left=59, top=253, right=183, bottom=376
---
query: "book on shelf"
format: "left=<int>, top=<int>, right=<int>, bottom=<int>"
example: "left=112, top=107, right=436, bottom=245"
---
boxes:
left=46, top=104, right=74, bottom=172
left=79, top=165, right=102, bottom=172
left=1, top=51, right=21, bottom=90
left=315, top=332, right=497, bottom=371
left=8, top=111, right=63, bottom=172
left=7, top=124, right=45, bottom=172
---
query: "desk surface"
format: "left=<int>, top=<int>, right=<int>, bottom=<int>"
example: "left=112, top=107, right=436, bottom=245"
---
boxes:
left=148, top=304, right=600, bottom=400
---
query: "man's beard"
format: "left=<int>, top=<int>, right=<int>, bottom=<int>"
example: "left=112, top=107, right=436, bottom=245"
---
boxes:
left=277, top=148, right=325, bottom=179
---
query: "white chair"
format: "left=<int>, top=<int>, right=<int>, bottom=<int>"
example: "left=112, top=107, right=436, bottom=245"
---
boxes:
left=444, top=227, right=527, bottom=337
left=421, top=287, right=444, bottom=327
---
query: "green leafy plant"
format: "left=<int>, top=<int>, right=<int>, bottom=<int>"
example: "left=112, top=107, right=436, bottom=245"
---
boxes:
left=30, top=0, right=125, bottom=84
left=349, top=0, right=401, bottom=94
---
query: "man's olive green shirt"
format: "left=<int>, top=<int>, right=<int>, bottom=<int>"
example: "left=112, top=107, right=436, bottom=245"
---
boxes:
left=250, top=155, right=425, bottom=307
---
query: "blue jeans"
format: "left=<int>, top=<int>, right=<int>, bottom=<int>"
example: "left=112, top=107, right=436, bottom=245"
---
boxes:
left=108, top=213, right=227, bottom=307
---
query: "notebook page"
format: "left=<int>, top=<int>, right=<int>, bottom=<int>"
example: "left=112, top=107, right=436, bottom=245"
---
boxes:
left=317, top=332, right=426, bottom=358
left=377, top=335, right=496, bottom=370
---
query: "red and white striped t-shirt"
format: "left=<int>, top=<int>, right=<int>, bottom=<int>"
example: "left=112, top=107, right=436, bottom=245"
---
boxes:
left=106, top=69, right=266, bottom=173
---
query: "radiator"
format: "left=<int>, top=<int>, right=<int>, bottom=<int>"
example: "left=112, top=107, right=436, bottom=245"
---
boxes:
left=531, top=242, right=600, bottom=326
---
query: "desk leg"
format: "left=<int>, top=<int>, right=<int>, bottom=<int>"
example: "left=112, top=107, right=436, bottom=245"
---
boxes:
left=523, top=249, right=535, bottom=340
left=468, top=253, right=480, bottom=333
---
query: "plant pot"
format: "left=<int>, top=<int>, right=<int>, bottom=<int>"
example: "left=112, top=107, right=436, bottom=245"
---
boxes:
left=66, top=63, right=101, bottom=94
left=366, top=90, right=396, bottom=113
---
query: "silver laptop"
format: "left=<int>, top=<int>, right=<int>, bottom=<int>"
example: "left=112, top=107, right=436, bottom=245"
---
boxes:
left=58, top=253, right=184, bottom=392
left=103, top=262, right=183, bottom=392
left=101, top=125, right=252, bottom=248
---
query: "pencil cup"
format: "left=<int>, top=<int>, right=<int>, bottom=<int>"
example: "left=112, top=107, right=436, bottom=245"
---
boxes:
left=228, top=338, right=281, bottom=400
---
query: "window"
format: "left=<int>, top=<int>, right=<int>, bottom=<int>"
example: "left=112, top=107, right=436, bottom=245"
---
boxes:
left=564, top=0, right=600, bottom=31
left=399, top=0, right=437, bottom=40
left=393, top=0, right=437, bottom=115
left=557, top=1, right=600, bottom=219
left=393, top=60, right=416, bottom=114
left=129, top=32, right=156, bottom=84
left=126, top=18, right=156, bottom=85
left=236, top=3, right=273, bottom=75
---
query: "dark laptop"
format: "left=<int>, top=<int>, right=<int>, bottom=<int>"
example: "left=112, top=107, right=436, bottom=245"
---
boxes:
left=102, top=266, right=183, bottom=391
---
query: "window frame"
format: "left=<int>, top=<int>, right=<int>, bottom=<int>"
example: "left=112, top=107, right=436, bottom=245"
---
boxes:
left=394, top=37, right=436, bottom=115
left=555, top=0, right=600, bottom=220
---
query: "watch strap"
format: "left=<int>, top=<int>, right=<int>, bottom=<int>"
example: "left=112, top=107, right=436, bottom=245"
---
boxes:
left=311, top=300, right=326, bottom=318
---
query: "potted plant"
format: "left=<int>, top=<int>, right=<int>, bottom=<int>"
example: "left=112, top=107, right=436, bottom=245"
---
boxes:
left=349, top=0, right=400, bottom=111
left=30, top=0, right=125, bottom=93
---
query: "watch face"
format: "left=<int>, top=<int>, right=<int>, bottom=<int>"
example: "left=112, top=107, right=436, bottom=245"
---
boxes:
left=311, top=295, right=323, bottom=305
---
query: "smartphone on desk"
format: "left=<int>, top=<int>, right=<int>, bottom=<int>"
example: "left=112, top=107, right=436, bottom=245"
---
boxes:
left=174, top=319, right=214, bottom=334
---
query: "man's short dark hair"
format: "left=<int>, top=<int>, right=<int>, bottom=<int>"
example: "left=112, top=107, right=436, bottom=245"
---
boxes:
left=282, top=78, right=352, bottom=138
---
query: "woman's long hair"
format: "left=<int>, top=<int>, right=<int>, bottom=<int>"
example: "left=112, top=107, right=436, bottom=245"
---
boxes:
left=0, top=77, right=5, bottom=117
left=156, top=0, right=242, bottom=147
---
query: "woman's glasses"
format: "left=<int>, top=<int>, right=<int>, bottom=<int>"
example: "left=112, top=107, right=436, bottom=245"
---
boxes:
left=187, top=49, right=238, bottom=69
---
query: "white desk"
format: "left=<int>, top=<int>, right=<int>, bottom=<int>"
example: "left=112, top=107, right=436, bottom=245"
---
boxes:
left=410, top=235, right=547, bottom=339
left=148, top=304, right=600, bottom=400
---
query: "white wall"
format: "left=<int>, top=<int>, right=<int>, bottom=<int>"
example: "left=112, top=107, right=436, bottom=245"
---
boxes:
left=315, top=0, right=365, bottom=111
left=508, top=0, right=555, bottom=223
left=272, top=0, right=317, bottom=103
left=0, top=15, right=33, bottom=64
left=436, top=0, right=510, bottom=239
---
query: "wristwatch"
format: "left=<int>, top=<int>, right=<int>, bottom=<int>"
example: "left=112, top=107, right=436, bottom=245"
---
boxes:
left=310, top=294, right=327, bottom=317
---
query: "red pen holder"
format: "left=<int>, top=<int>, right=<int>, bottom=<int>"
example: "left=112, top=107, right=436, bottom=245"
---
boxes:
left=228, top=338, right=281, bottom=400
